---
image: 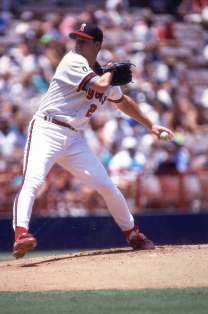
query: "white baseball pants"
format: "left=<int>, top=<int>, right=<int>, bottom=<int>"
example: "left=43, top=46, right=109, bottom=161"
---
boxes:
left=13, top=117, right=134, bottom=232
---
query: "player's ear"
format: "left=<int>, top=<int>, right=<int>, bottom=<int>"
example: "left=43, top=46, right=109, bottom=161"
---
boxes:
left=95, top=42, right=101, bottom=51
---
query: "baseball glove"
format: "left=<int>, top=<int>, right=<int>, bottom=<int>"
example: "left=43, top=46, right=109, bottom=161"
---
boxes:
left=100, top=60, right=135, bottom=86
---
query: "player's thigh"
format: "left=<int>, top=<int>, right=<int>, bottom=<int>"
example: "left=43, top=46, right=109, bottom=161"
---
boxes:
left=58, top=140, right=113, bottom=191
left=24, top=120, right=64, bottom=180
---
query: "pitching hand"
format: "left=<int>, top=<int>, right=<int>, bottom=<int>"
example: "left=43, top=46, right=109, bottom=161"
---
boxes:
left=150, top=124, right=174, bottom=141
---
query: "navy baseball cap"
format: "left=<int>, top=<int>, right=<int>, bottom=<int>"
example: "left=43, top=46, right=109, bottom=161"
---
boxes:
left=69, top=23, right=103, bottom=44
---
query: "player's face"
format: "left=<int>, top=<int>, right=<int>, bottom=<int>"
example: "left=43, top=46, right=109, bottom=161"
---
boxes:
left=75, top=36, right=99, bottom=59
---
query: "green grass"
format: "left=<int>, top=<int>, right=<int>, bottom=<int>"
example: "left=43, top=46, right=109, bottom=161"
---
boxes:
left=0, top=288, right=208, bottom=314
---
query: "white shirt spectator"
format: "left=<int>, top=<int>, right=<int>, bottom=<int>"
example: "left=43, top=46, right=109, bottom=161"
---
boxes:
left=109, top=150, right=146, bottom=171
left=103, top=117, right=133, bottom=147
left=0, top=131, right=16, bottom=157
left=22, top=54, right=53, bottom=76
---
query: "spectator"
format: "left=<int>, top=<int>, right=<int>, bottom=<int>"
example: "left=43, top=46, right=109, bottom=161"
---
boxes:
left=156, top=21, right=178, bottom=47
left=103, top=111, right=134, bottom=148
left=155, top=137, right=190, bottom=175
left=109, top=136, right=147, bottom=199
left=0, top=3, right=10, bottom=36
left=0, top=118, right=16, bottom=158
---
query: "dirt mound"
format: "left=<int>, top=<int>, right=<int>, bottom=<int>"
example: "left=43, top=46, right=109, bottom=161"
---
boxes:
left=1, top=245, right=208, bottom=291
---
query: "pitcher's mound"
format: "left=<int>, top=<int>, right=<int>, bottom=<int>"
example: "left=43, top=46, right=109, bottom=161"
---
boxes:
left=1, top=245, right=208, bottom=291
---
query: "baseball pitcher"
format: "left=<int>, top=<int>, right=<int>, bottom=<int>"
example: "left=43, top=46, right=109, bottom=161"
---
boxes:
left=13, top=23, right=173, bottom=258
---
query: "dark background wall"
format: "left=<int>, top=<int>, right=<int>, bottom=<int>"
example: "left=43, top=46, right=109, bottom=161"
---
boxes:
left=1, top=213, right=208, bottom=252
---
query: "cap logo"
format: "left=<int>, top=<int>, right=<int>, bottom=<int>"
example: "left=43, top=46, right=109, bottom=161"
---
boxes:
left=80, top=23, right=86, bottom=32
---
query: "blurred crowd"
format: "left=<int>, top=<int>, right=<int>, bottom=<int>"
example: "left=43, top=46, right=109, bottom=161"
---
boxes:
left=1, top=0, right=208, bottom=216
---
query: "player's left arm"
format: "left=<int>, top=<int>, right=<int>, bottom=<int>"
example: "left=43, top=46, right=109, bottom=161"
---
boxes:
left=116, top=94, right=174, bottom=140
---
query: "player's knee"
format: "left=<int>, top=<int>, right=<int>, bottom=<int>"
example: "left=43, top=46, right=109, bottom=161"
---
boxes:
left=21, top=176, right=45, bottom=197
left=96, top=181, right=118, bottom=196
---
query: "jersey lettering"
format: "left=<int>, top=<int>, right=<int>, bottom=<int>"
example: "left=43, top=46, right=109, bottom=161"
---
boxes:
left=95, top=92, right=103, bottom=102
left=86, top=89, right=107, bottom=105
left=86, top=88, right=95, bottom=100
left=101, top=96, right=107, bottom=105
left=86, top=104, right=97, bottom=117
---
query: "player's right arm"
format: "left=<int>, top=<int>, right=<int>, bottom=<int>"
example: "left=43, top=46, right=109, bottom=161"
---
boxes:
left=90, top=71, right=114, bottom=93
left=61, top=52, right=114, bottom=93
left=116, top=94, right=174, bottom=140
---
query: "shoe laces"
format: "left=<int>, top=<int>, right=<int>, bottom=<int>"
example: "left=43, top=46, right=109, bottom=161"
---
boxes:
left=134, top=225, right=139, bottom=235
left=16, top=233, right=33, bottom=242
left=132, top=226, right=147, bottom=241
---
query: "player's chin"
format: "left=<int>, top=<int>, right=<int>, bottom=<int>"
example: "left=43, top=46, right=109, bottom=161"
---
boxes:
left=75, top=47, right=84, bottom=54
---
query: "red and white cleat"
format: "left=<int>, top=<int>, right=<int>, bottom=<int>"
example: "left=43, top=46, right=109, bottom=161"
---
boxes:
left=13, top=233, right=37, bottom=259
left=125, top=226, right=155, bottom=250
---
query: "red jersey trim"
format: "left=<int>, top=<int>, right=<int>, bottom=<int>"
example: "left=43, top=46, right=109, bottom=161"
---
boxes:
left=107, top=94, right=124, bottom=103
left=77, top=72, right=97, bottom=92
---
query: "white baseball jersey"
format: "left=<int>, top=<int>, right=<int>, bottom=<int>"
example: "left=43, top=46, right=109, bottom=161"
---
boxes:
left=35, top=51, right=124, bottom=130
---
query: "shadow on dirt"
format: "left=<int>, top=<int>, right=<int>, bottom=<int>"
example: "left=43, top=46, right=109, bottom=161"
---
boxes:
left=21, top=248, right=133, bottom=267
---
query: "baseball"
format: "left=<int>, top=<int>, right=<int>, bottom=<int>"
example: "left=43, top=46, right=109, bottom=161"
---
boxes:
left=160, top=131, right=171, bottom=142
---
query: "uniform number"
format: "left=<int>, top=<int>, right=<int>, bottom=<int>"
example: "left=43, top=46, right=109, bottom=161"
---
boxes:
left=86, top=104, right=97, bottom=117
left=82, top=66, right=88, bottom=72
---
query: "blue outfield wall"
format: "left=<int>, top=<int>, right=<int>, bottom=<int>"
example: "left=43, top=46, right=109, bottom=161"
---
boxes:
left=0, top=213, right=208, bottom=252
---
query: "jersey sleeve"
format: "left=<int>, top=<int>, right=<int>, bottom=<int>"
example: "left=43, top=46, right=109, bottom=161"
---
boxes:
left=107, top=86, right=124, bottom=103
left=77, top=70, right=99, bottom=92
left=63, top=54, right=99, bottom=91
